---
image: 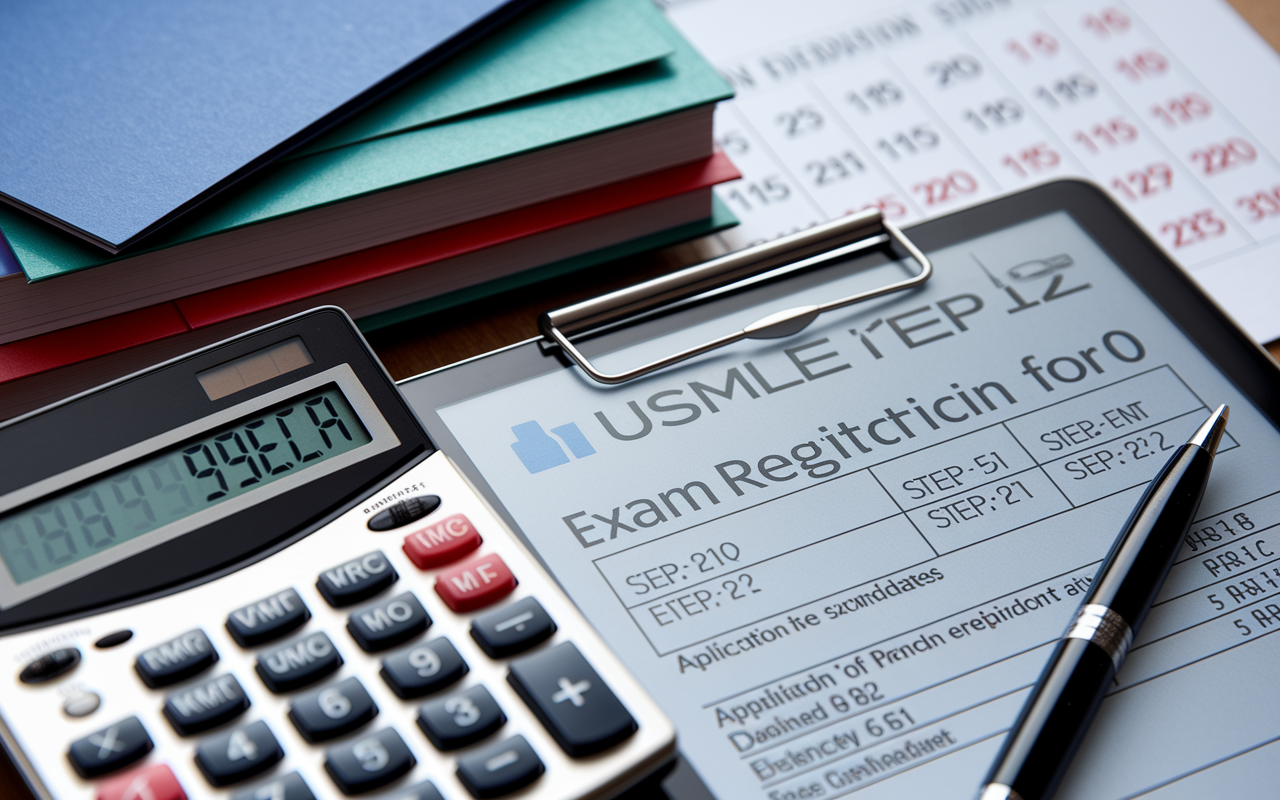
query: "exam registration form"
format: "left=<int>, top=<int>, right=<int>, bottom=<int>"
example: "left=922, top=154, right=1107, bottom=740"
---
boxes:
left=660, top=0, right=1280, bottom=343
left=427, top=211, right=1280, bottom=798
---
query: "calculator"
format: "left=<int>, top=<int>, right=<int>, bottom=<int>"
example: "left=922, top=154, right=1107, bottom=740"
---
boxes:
left=0, top=308, right=675, bottom=800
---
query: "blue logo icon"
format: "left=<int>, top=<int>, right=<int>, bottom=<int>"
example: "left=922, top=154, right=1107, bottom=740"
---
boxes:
left=510, top=421, right=595, bottom=474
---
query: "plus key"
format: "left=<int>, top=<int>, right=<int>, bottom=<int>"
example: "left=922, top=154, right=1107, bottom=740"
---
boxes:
left=508, top=642, right=636, bottom=757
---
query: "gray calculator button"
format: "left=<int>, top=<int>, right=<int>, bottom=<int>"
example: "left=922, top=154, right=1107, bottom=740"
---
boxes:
left=470, top=597, right=555, bottom=658
left=63, top=690, right=101, bottom=718
left=232, top=771, right=315, bottom=800
left=381, top=638, right=468, bottom=698
left=67, top=716, right=153, bottom=778
left=324, top=727, right=416, bottom=795
left=135, top=629, right=217, bottom=687
left=20, top=647, right=80, bottom=684
left=256, top=631, right=342, bottom=693
left=416, top=684, right=505, bottom=751
left=317, top=550, right=398, bottom=607
left=367, top=495, right=441, bottom=531
left=507, top=641, right=637, bottom=757
left=455, top=735, right=544, bottom=798
left=196, top=720, right=283, bottom=786
left=387, top=780, right=445, bottom=800
left=348, top=592, right=430, bottom=652
left=94, top=630, right=133, bottom=648
left=164, top=674, right=250, bottom=735
left=227, top=588, right=310, bottom=647
left=289, top=677, right=378, bottom=742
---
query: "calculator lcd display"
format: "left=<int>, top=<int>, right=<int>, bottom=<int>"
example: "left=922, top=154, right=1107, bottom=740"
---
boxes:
left=0, top=385, right=370, bottom=586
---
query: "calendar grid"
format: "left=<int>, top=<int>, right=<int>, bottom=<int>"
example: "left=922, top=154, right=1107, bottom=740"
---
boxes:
left=679, top=0, right=1280, bottom=335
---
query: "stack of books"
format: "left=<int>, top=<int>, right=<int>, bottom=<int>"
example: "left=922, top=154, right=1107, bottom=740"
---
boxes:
left=0, top=0, right=735, bottom=419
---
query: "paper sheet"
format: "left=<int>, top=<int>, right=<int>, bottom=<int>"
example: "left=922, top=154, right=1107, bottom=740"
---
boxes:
left=422, top=210, right=1280, bottom=798
left=661, top=0, right=1280, bottom=342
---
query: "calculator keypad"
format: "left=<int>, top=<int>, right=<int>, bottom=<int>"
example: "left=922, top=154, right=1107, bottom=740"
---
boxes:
left=288, top=677, right=377, bottom=742
left=97, top=764, right=185, bottom=800
left=367, top=494, right=441, bottom=531
left=434, top=552, right=517, bottom=612
left=471, top=596, right=556, bottom=658
left=163, top=674, right=250, bottom=735
left=381, top=638, right=468, bottom=698
left=135, top=629, right=217, bottom=688
left=255, top=632, right=343, bottom=693
left=19, top=647, right=80, bottom=684
left=324, top=727, right=416, bottom=794
left=347, top=591, right=431, bottom=652
left=508, top=641, right=637, bottom=758
left=25, top=453, right=673, bottom=800
left=67, top=716, right=153, bottom=778
left=402, top=512, right=483, bottom=568
left=388, top=779, right=446, bottom=800
left=317, top=550, right=399, bottom=607
left=232, top=771, right=315, bottom=800
left=456, top=735, right=545, bottom=799
left=417, top=684, right=506, bottom=750
left=194, top=720, right=283, bottom=786
left=226, top=589, right=311, bottom=647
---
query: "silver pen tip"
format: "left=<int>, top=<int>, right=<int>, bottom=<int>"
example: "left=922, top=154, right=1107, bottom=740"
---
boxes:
left=1188, top=404, right=1229, bottom=454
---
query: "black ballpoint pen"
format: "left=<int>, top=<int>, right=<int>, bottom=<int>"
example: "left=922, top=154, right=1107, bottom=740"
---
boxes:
left=978, top=404, right=1230, bottom=800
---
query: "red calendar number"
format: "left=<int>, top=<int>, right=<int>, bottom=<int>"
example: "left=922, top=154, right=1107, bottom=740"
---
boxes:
left=1160, top=210, right=1227, bottom=248
left=1006, top=32, right=1059, bottom=61
left=1110, top=163, right=1173, bottom=201
left=912, top=172, right=977, bottom=206
left=1073, top=117, right=1139, bottom=152
left=1151, top=93, right=1212, bottom=128
left=856, top=195, right=908, bottom=219
left=1237, top=187, right=1280, bottom=222
left=1191, top=138, right=1257, bottom=176
left=1116, top=50, right=1169, bottom=81
left=1001, top=144, right=1061, bottom=177
left=1082, top=8, right=1131, bottom=38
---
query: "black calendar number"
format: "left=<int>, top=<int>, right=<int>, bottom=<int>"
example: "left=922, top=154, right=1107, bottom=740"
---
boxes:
left=927, top=55, right=983, bottom=88
left=776, top=106, right=823, bottom=137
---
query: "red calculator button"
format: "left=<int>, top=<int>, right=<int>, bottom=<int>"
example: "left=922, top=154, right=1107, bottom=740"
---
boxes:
left=403, top=513, right=482, bottom=569
left=97, top=763, right=186, bottom=800
left=434, top=553, right=517, bottom=612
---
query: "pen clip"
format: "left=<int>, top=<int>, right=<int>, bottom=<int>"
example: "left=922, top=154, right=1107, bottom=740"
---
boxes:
left=539, top=209, right=933, bottom=385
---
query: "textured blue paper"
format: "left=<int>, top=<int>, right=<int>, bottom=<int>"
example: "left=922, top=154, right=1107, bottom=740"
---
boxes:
left=0, top=0, right=527, bottom=251
left=0, top=232, right=18, bottom=279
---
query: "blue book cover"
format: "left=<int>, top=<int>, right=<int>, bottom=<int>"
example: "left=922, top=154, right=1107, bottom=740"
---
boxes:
left=0, top=234, right=18, bottom=280
left=0, top=0, right=535, bottom=253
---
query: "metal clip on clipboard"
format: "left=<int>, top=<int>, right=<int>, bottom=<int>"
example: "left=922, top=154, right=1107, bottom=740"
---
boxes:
left=540, top=208, right=934, bottom=385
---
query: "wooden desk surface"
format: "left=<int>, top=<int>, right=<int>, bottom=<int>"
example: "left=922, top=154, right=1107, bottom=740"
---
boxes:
left=4, top=1, right=1280, bottom=796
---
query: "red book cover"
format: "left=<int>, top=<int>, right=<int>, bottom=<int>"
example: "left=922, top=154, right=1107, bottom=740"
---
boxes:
left=178, top=152, right=737, bottom=327
left=0, top=304, right=189, bottom=383
left=0, top=152, right=739, bottom=384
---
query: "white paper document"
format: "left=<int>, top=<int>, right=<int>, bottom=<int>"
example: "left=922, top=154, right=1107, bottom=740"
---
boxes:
left=661, top=0, right=1280, bottom=342
left=425, top=211, right=1280, bottom=798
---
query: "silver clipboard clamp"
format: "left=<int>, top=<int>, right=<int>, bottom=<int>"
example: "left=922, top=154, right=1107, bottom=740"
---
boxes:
left=539, top=209, right=934, bottom=385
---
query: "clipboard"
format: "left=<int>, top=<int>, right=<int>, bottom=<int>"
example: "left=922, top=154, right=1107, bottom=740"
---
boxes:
left=398, top=180, right=1280, bottom=799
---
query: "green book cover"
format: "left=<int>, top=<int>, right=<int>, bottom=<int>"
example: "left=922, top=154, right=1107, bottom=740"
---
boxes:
left=296, top=0, right=672, bottom=157
left=2, top=0, right=731, bottom=282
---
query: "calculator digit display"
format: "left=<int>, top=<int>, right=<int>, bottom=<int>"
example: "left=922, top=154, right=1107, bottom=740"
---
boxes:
left=0, top=385, right=370, bottom=585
